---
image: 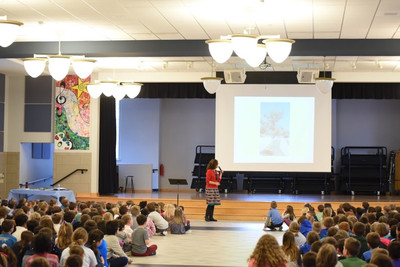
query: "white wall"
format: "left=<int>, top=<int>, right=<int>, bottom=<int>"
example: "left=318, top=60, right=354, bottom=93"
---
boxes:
left=118, top=98, right=215, bottom=190
left=20, top=143, right=54, bottom=186
left=118, top=98, right=161, bottom=189
left=159, top=99, right=215, bottom=189
left=118, top=164, right=153, bottom=191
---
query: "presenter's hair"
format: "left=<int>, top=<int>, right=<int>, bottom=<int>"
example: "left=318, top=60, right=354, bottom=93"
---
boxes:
left=207, top=159, right=218, bottom=170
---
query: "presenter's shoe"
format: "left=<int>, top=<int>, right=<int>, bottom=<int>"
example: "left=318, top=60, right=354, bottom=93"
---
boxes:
left=205, top=216, right=211, bottom=222
left=210, top=217, right=218, bottom=222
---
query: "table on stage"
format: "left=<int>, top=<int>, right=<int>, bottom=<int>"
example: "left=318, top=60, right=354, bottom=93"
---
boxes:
left=8, top=188, right=76, bottom=204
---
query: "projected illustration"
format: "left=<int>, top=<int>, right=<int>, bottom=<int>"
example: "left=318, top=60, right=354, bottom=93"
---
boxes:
left=259, top=102, right=290, bottom=156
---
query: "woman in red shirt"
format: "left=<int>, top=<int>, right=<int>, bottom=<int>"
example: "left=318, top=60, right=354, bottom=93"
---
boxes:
left=205, top=159, right=223, bottom=222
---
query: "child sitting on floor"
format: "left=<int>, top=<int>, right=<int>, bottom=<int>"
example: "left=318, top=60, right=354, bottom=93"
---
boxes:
left=131, top=215, right=158, bottom=257
left=116, top=219, right=131, bottom=252
left=263, top=201, right=283, bottom=231
left=300, top=231, right=320, bottom=255
left=169, top=207, right=190, bottom=234
left=147, top=202, right=168, bottom=236
left=282, top=205, right=297, bottom=226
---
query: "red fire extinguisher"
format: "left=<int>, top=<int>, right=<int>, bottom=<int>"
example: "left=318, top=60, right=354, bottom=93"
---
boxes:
left=160, top=164, right=164, bottom=176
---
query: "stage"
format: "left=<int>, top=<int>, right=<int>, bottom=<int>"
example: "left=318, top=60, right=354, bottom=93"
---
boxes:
left=76, top=191, right=400, bottom=221
left=113, top=191, right=400, bottom=202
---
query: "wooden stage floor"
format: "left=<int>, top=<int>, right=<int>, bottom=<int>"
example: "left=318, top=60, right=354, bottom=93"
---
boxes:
left=76, top=191, right=400, bottom=221
left=80, top=191, right=400, bottom=203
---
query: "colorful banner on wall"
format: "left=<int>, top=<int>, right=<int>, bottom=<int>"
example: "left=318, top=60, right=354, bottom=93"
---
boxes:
left=54, top=75, right=90, bottom=150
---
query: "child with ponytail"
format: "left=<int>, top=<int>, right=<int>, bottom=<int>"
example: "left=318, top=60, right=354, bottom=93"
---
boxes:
left=85, top=229, right=105, bottom=267
left=59, top=227, right=98, bottom=267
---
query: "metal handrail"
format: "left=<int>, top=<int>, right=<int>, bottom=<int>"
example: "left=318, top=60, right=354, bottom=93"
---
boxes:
left=19, top=176, right=53, bottom=187
left=51, top=169, right=88, bottom=186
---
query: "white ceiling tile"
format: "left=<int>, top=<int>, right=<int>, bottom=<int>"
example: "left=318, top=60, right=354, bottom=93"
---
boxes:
left=118, top=0, right=153, bottom=8
left=337, top=56, right=359, bottom=61
left=341, top=0, right=380, bottom=38
left=287, top=32, right=313, bottom=39
left=3, top=0, right=400, bottom=74
left=121, top=25, right=152, bottom=34
left=81, top=0, right=128, bottom=13
left=123, top=7, right=177, bottom=34
left=375, top=0, right=400, bottom=16
left=156, top=33, right=184, bottom=40
left=257, top=22, right=286, bottom=38
left=313, top=0, right=346, bottom=33
left=188, top=3, right=232, bottom=38
left=314, top=32, right=341, bottom=38
left=333, top=61, right=356, bottom=71
left=367, top=15, right=400, bottom=38
left=128, top=33, right=159, bottom=40
left=150, top=0, right=184, bottom=7
left=156, top=7, right=208, bottom=39
left=284, top=0, right=313, bottom=33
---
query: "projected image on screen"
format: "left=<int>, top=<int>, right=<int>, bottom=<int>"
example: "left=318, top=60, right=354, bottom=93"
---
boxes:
left=260, top=102, right=290, bottom=157
left=234, top=96, right=314, bottom=164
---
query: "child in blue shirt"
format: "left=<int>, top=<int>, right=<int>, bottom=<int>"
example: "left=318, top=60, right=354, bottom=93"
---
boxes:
left=0, top=219, right=17, bottom=247
left=263, top=201, right=283, bottom=231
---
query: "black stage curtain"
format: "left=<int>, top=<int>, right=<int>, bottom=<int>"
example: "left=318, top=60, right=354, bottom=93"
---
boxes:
left=137, top=83, right=215, bottom=98
left=98, top=95, right=118, bottom=195
left=332, top=83, right=400, bottom=99
left=134, top=82, right=400, bottom=100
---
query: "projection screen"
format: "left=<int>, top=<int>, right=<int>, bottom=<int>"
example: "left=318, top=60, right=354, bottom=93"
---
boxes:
left=215, top=84, right=331, bottom=172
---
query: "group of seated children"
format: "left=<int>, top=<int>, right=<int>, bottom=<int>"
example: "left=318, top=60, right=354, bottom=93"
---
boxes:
left=0, top=197, right=191, bottom=267
left=254, top=200, right=400, bottom=267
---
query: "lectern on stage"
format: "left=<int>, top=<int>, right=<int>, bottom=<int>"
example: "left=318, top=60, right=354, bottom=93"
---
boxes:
left=168, top=179, right=188, bottom=206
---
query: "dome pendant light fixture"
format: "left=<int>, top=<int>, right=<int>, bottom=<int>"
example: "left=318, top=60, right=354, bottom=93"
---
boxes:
left=22, top=40, right=96, bottom=81
left=87, top=83, right=103, bottom=99
left=315, top=56, right=335, bottom=94
left=201, top=61, right=223, bottom=94
left=262, top=38, right=295, bottom=64
left=87, top=66, right=143, bottom=100
left=72, top=59, right=97, bottom=79
left=205, top=30, right=295, bottom=67
left=22, top=58, right=47, bottom=78
left=0, top=18, right=23, bottom=48
left=205, top=39, right=232, bottom=64
left=245, top=44, right=267, bottom=68
left=231, top=34, right=258, bottom=59
left=48, top=55, right=71, bottom=81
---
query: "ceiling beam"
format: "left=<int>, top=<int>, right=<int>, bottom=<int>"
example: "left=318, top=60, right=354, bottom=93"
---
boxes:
left=0, top=39, right=399, bottom=58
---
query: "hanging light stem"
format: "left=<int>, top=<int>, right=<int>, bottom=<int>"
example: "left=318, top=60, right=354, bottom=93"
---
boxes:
left=58, top=40, right=62, bottom=55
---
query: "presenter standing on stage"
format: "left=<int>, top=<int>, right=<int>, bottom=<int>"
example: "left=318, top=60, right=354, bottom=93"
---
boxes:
left=205, top=159, right=223, bottom=222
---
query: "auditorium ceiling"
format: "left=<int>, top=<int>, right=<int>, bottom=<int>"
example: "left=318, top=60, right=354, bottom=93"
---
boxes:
left=1, top=0, right=400, bottom=74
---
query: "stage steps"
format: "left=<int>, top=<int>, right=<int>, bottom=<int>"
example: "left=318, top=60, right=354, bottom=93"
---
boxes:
left=76, top=193, right=400, bottom=222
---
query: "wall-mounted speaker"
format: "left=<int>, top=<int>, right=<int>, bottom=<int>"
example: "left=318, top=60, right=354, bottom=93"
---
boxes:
left=297, top=69, right=319, bottom=83
left=224, top=69, right=247, bottom=83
